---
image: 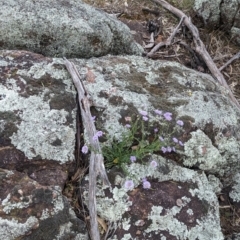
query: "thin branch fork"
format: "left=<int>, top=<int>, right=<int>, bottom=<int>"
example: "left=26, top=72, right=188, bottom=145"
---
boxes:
left=150, top=0, right=240, bottom=109
left=147, top=16, right=185, bottom=57
left=64, top=58, right=110, bottom=240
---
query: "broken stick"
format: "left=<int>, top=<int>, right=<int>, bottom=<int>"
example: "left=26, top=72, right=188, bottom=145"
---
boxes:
left=64, top=58, right=110, bottom=240
left=219, top=51, right=240, bottom=71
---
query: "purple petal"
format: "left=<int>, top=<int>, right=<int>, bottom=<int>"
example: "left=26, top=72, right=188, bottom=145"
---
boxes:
left=124, top=180, right=134, bottom=190
left=139, top=110, right=148, bottom=116
left=154, top=109, right=162, bottom=115
left=150, top=160, right=158, bottom=168
left=93, top=135, right=98, bottom=141
left=143, top=180, right=151, bottom=189
left=173, top=137, right=178, bottom=143
left=81, top=145, right=88, bottom=154
left=96, top=131, right=103, bottom=137
left=130, top=156, right=136, bottom=163
left=179, top=141, right=184, bottom=146
left=176, top=120, right=184, bottom=126
left=142, top=116, right=148, bottom=121
left=161, top=146, right=167, bottom=153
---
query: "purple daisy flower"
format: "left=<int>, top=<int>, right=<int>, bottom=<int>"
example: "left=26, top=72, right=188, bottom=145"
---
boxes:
left=139, top=110, right=148, bottom=116
left=163, top=112, right=172, bottom=121
left=176, top=120, right=184, bottom=126
left=124, top=180, right=134, bottom=190
left=81, top=145, right=88, bottom=154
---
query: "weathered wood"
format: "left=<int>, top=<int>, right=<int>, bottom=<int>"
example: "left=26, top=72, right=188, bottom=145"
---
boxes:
left=64, top=58, right=110, bottom=240
left=219, top=51, right=240, bottom=71
left=147, top=16, right=185, bottom=56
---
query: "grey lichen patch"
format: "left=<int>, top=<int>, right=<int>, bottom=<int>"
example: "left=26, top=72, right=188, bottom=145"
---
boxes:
left=147, top=205, right=221, bottom=240
left=176, top=91, right=238, bottom=129
left=2, top=193, right=32, bottom=214
left=193, top=0, right=221, bottom=27
left=73, top=55, right=239, bottom=136
left=215, top=133, right=240, bottom=174
left=229, top=173, right=240, bottom=202
left=207, top=175, right=223, bottom=194
left=0, top=216, right=39, bottom=240
left=183, top=129, right=226, bottom=175
left=83, top=155, right=223, bottom=239
left=0, top=0, right=143, bottom=58
left=0, top=57, right=76, bottom=163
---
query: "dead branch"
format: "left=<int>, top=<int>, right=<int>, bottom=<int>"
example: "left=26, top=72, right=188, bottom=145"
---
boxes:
left=150, top=0, right=240, bottom=109
left=147, top=16, right=185, bottom=56
left=64, top=58, right=110, bottom=240
left=219, top=51, right=240, bottom=71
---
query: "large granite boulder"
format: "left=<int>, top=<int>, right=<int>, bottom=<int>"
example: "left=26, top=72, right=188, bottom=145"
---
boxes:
left=0, top=169, right=88, bottom=240
left=0, top=0, right=143, bottom=58
left=0, top=50, right=88, bottom=239
left=71, top=54, right=240, bottom=179
left=1, top=50, right=240, bottom=238
left=69, top=54, right=239, bottom=239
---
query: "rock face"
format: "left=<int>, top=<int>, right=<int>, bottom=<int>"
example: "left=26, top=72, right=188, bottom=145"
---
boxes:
left=0, top=169, right=88, bottom=240
left=0, top=50, right=88, bottom=239
left=69, top=54, right=239, bottom=239
left=72, top=54, right=240, bottom=178
left=193, top=0, right=240, bottom=45
left=1, top=49, right=240, bottom=238
left=193, top=0, right=222, bottom=28
left=0, top=0, right=143, bottom=58
left=221, top=0, right=240, bottom=45
left=82, top=156, right=224, bottom=240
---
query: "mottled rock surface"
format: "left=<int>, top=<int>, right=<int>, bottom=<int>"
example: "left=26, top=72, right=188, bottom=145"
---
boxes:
left=69, top=54, right=240, bottom=239
left=0, top=50, right=88, bottom=239
left=193, top=0, right=222, bottom=28
left=193, top=0, right=240, bottom=45
left=0, top=0, right=143, bottom=58
left=1, top=50, right=240, bottom=239
left=72, top=54, right=240, bottom=178
left=221, top=0, right=240, bottom=45
left=82, top=156, right=224, bottom=240
left=0, top=168, right=88, bottom=240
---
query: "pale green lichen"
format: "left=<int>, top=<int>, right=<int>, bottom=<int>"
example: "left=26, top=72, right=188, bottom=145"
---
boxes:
left=229, top=173, right=240, bottom=202
left=0, top=59, right=76, bottom=164
left=207, top=175, right=223, bottom=194
left=2, top=193, right=32, bottom=214
left=85, top=155, right=223, bottom=239
left=183, top=129, right=226, bottom=175
left=0, top=216, right=39, bottom=240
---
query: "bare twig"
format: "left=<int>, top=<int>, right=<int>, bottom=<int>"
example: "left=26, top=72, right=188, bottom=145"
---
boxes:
left=142, top=7, right=161, bottom=16
left=64, top=58, right=110, bottom=240
left=150, top=0, right=240, bottom=109
left=147, top=16, right=185, bottom=57
left=219, top=51, right=240, bottom=71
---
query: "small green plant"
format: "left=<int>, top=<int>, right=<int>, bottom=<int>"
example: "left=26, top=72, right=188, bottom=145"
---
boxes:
left=81, top=109, right=185, bottom=190
left=100, top=109, right=185, bottom=169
